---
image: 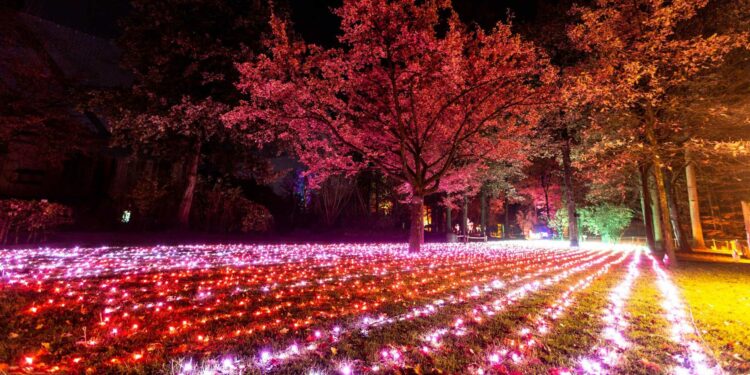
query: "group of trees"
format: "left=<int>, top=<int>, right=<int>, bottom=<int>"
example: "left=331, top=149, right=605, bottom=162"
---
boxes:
left=89, top=0, right=277, bottom=231
left=86, top=0, right=747, bottom=254
left=0, top=199, right=73, bottom=244
left=564, top=0, right=749, bottom=262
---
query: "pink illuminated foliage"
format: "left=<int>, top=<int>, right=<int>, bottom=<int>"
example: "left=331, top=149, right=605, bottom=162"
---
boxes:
left=224, top=0, right=554, bottom=251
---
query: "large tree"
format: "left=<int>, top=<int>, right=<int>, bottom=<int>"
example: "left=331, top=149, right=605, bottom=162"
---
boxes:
left=568, top=0, right=748, bottom=263
left=225, top=0, right=552, bottom=251
left=96, top=0, right=270, bottom=229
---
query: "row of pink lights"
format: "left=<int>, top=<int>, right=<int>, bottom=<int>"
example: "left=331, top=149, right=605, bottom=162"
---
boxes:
left=476, top=250, right=631, bottom=375
left=241, top=252, right=589, bottom=373
left=367, top=250, right=613, bottom=373
left=579, top=249, right=642, bottom=374
left=579, top=249, right=722, bottom=375
left=168, top=246, right=619, bottom=374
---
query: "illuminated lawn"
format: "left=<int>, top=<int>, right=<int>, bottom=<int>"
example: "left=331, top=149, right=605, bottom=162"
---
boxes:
left=673, top=261, right=750, bottom=374
left=0, top=243, right=725, bottom=374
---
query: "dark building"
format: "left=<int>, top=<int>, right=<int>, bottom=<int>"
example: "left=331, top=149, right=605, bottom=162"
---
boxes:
left=0, top=5, right=130, bottom=224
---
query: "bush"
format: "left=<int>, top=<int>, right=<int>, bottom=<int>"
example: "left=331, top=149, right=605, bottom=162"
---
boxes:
left=0, top=199, right=73, bottom=244
left=193, top=179, right=272, bottom=233
left=128, top=176, right=171, bottom=227
left=579, top=204, right=633, bottom=243
left=241, top=202, right=273, bottom=233
left=548, top=209, right=568, bottom=239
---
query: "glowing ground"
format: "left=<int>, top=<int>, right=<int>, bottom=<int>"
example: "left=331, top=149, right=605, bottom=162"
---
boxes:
left=0, top=242, right=730, bottom=374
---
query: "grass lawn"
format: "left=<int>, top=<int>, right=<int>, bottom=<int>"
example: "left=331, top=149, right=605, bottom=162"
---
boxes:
left=3, top=244, right=748, bottom=374
left=673, top=260, right=750, bottom=373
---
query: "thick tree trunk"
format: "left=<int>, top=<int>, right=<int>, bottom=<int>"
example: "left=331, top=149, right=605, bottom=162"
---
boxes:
left=177, top=142, right=201, bottom=230
left=653, top=164, right=677, bottom=262
left=650, top=180, right=663, bottom=243
left=408, top=197, right=425, bottom=252
left=664, top=171, right=690, bottom=252
left=561, top=137, right=579, bottom=247
left=685, top=152, right=705, bottom=249
left=644, top=117, right=676, bottom=264
left=639, top=164, right=657, bottom=251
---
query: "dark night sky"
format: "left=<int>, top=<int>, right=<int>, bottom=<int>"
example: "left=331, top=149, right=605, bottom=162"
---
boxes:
left=288, top=0, right=550, bottom=46
left=16, top=0, right=555, bottom=42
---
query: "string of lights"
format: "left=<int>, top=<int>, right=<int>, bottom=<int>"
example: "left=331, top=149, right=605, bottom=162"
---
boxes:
left=0, top=242, right=588, bottom=373
left=579, top=249, right=642, bottom=374
left=1, top=243, right=720, bottom=374
left=647, top=253, right=722, bottom=374
left=475, top=251, right=630, bottom=375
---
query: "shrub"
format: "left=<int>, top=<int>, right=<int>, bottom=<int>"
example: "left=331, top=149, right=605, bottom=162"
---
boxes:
left=241, top=202, right=273, bottom=233
left=579, top=204, right=633, bottom=243
left=548, top=209, right=568, bottom=239
left=193, top=179, right=272, bottom=233
left=129, top=176, right=171, bottom=226
left=0, top=199, right=73, bottom=244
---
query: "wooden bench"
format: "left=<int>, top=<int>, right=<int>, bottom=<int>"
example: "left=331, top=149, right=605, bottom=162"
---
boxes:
left=456, top=234, right=488, bottom=242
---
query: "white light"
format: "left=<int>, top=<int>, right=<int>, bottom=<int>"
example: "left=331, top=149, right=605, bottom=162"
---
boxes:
left=260, top=351, right=271, bottom=363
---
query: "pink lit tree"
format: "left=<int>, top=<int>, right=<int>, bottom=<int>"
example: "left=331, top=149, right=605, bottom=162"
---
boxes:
left=225, top=0, right=553, bottom=251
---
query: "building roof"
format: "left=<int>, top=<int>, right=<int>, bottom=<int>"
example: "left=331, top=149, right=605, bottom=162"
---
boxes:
left=0, top=11, right=130, bottom=92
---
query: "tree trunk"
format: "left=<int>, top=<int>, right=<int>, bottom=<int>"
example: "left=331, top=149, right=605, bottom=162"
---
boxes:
left=650, top=179, right=663, bottom=244
left=685, top=151, right=705, bottom=249
left=664, top=170, right=690, bottom=252
left=504, top=198, right=510, bottom=239
left=177, top=142, right=201, bottom=230
left=561, top=137, right=579, bottom=247
left=461, top=196, right=468, bottom=239
left=0, top=221, right=7, bottom=245
left=644, top=118, right=676, bottom=264
left=542, top=174, right=551, bottom=221
left=742, top=201, right=750, bottom=253
left=446, top=203, right=452, bottom=234
left=639, top=164, right=657, bottom=251
left=480, top=190, right=487, bottom=237
left=653, top=164, right=677, bottom=262
left=109, top=156, right=131, bottom=197
left=408, top=197, right=425, bottom=252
